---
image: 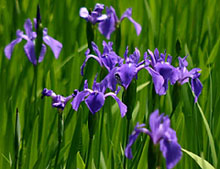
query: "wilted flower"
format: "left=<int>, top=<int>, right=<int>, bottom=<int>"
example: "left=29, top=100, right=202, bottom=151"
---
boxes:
left=145, top=49, right=178, bottom=95
left=99, top=6, right=142, bottom=39
left=81, top=41, right=123, bottom=76
left=42, top=88, right=77, bottom=110
left=125, top=110, right=182, bottom=169
left=176, top=56, right=203, bottom=102
left=4, top=18, right=63, bottom=65
left=79, top=3, right=107, bottom=24
left=71, top=77, right=127, bottom=117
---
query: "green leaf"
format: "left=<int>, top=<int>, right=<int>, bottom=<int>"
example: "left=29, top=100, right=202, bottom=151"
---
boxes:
left=182, top=148, right=215, bottom=169
left=137, top=81, right=150, bottom=93
left=196, top=103, right=217, bottom=168
left=77, top=152, right=85, bottom=169
left=207, top=38, right=220, bottom=64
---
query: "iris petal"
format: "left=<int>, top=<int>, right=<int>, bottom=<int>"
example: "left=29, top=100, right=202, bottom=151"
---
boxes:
left=85, top=92, right=105, bottom=114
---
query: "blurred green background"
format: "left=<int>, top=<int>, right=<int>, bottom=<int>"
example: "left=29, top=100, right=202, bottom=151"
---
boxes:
left=0, top=0, right=220, bottom=168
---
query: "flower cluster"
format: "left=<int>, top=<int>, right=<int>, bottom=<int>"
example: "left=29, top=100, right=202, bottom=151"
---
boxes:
left=72, top=77, right=127, bottom=117
left=79, top=4, right=142, bottom=39
left=125, top=110, right=182, bottom=169
left=145, top=49, right=203, bottom=102
left=5, top=3, right=205, bottom=169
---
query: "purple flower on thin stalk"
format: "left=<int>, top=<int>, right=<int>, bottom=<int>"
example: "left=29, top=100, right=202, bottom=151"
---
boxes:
left=71, top=77, right=127, bottom=117
left=79, top=3, right=107, bottom=25
left=145, top=48, right=178, bottom=95
left=106, top=47, right=146, bottom=91
left=81, top=41, right=123, bottom=76
left=4, top=18, right=63, bottom=65
left=99, top=6, right=142, bottom=39
left=125, top=110, right=182, bottom=169
left=42, top=88, right=77, bottom=110
left=176, top=56, right=203, bottom=102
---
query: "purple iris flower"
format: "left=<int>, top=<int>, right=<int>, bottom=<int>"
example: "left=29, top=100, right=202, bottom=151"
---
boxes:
left=177, top=56, right=203, bottom=102
left=4, top=18, right=63, bottom=65
left=145, top=49, right=178, bottom=95
left=81, top=41, right=123, bottom=76
left=105, top=47, right=146, bottom=90
left=98, top=6, right=142, bottom=39
left=71, top=77, right=127, bottom=117
left=79, top=3, right=107, bottom=24
left=42, top=88, right=77, bottom=110
left=125, top=110, right=182, bottom=169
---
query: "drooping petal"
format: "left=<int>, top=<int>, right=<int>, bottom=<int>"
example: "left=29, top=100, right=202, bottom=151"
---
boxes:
left=120, top=8, right=141, bottom=35
left=160, top=133, right=182, bottom=169
left=105, top=92, right=127, bottom=117
left=149, top=110, right=166, bottom=144
left=98, top=7, right=116, bottom=39
left=154, top=63, right=178, bottom=85
left=191, top=78, right=203, bottom=103
left=43, top=28, right=62, bottom=59
left=146, top=67, right=166, bottom=95
left=38, top=44, right=47, bottom=63
left=79, top=7, right=89, bottom=19
left=115, top=63, right=137, bottom=89
left=80, top=54, right=103, bottom=76
left=71, top=91, right=90, bottom=111
left=97, top=14, right=108, bottom=22
left=24, top=40, right=37, bottom=65
left=125, top=123, right=149, bottom=159
left=4, top=30, right=23, bottom=59
left=85, top=92, right=105, bottom=114
left=105, top=67, right=118, bottom=91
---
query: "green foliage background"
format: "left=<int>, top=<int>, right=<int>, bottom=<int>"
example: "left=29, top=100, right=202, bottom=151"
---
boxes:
left=0, top=0, right=220, bottom=168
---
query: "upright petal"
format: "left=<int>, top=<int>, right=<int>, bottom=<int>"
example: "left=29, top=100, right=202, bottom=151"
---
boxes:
left=24, top=40, right=37, bottom=65
left=105, top=92, right=127, bottom=117
left=4, top=30, right=23, bottom=59
left=43, top=28, right=62, bottom=59
left=120, top=8, right=142, bottom=35
left=94, top=3, right=105, bottom=14
left=129, top=48, right=140, bottom=64
left=85, top=92, right=105, bottom=114
left=71, top=91, right=90, bottom=111
left=24, top=19, right=35, bottom=40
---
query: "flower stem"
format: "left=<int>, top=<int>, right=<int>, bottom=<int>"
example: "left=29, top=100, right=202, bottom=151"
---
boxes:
left=97, top=108, right=104, bottom=169
left=55, top=111, right=64, bottom=168
left=14, top=108, right=20, bottom=169
left=85, top=137, right=93, bottom=169
left=124, top=118, right=130, bottom=169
